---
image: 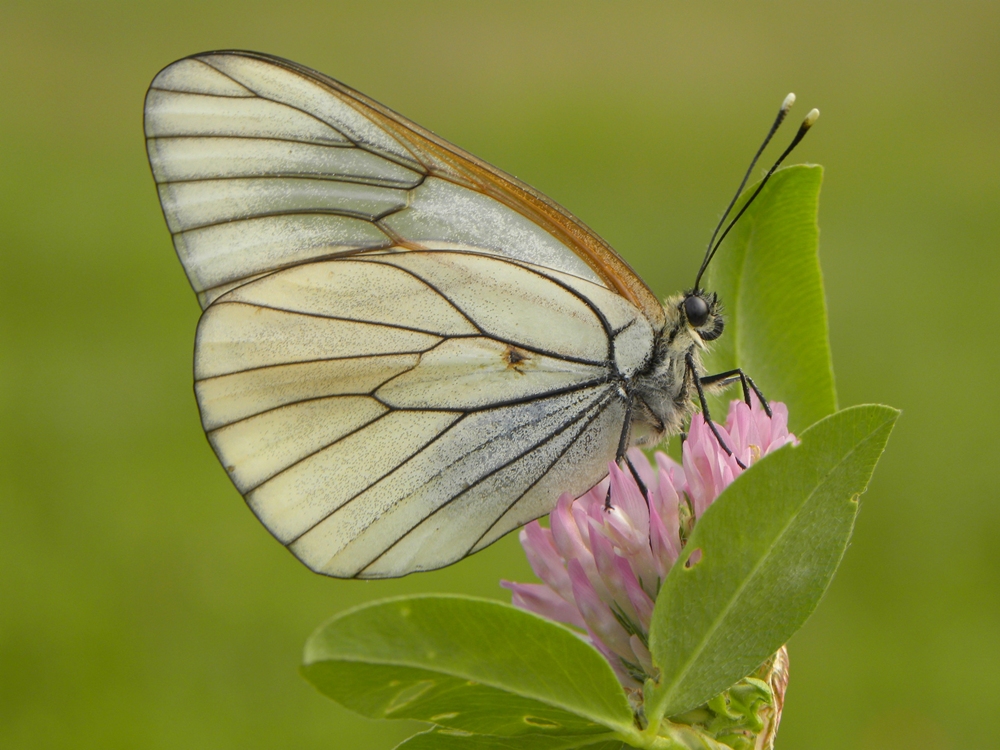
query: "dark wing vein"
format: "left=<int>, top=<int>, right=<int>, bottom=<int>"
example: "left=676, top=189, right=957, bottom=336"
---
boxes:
left=171, top=205, right=410, bottom=235
left=469, top=391, right=619, bottom=553
left=372, top=376, right=612, bottom=412
left=377, top=250, right=617, bottom=341
left=361, top=255, right=610, bottom=367
left=208, top=300, right=474, bottom=339
left=145, top=133, right=354, bottom=147
left=197, top=56, right=427, bottom=174
left=349, top=257, right=485, bottom=335
left=282, top=412, right=470, bottom=544
left=155, top=173, right=424, bottom=190
left=195, top=350, right=435, bottom=381
left=149, top=84, right=253, bottom=99
left=234, top=409, right=394, bottom=494
left=290, top=386, right=611, bottom=547
left=192, top=246, right=395, bottom=298
left=201, top=359, right=424, bottom=432
left=150, top=142, right=421, bottom=188
left=356, top=388, right=618, bottom=575
left=148, top=86, right=361, bottom=143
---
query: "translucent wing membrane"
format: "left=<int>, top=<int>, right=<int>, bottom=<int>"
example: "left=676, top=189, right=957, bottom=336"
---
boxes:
left=146, top=51, right=660, bottom=576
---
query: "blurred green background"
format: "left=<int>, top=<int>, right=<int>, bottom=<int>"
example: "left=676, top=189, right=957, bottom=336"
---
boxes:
left=2, top=2, right=997, bottom=748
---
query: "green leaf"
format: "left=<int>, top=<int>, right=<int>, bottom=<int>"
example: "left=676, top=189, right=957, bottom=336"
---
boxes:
left=645, top=404, right=898, bottom=721
left=305, top=661, right=608, bottom=737
left=302, top=595, right=635, bottom=738
left=394, top=728, right=625, bottom=750
left=704, top=164, right=836, bottom=433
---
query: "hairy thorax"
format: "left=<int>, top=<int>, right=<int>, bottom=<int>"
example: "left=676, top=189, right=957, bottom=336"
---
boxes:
left=628, top=293, right=718, bottom=448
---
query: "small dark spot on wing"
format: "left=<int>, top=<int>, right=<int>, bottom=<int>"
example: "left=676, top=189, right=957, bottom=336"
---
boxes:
left=504, top=345, right=530, bottom=374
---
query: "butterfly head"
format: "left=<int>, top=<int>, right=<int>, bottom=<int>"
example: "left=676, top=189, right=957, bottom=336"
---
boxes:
left=681, top=290, right=724, bottom=343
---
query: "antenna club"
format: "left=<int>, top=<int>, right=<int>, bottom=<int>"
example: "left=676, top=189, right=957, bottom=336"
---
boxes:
left=782, top=93, right=796, bottom=111
left=803, top=108, right=820, bottom=128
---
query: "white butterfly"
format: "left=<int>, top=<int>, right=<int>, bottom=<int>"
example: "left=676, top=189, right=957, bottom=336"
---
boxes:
left=145, top=51, right=815, bottom=578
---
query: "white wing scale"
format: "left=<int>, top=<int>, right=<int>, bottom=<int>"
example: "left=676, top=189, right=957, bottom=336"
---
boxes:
left=159, top=178, right=407, bottom=233
left=288, top=387, right=622, bottom=578
left=146, top=52, right=657, bottom=577
left=196, top=354, right=421, bottom=430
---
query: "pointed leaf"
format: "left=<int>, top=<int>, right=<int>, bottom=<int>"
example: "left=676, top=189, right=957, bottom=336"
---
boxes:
left=303, top=595, right=634, bottom=738
left=646, top=405, right=898, bottom=720
left=704, top=164, right=836, bottom=432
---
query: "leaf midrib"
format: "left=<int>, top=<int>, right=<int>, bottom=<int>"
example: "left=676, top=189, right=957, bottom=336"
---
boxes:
left=657, top=418, right=887, bottom=713
left=310, top=650, right=636, bottom=733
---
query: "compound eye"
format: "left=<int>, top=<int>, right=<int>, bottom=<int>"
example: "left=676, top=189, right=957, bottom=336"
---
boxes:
left=684, top=295, right=710, bottom=327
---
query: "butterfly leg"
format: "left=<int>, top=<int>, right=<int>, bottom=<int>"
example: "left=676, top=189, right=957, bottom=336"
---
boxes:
left=625, top=454, right=650, bottom=506
left=686, top=353, right=748, bottom=470
left=699, top=368, right=772, bottom=417
left=605, top=394, right=650, bottom=510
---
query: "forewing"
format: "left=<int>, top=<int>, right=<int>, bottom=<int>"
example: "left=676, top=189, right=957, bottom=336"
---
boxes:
left=145, top=50, right=664, bottom=330
left=195, top=253, right=648, bottom=577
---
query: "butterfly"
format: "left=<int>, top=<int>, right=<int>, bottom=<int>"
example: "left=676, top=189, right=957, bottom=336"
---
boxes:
left=144, top=51, right=817, bottom=579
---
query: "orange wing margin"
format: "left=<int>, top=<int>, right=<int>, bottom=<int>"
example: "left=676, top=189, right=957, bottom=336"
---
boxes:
left=218, top=51, right=666, bottom=334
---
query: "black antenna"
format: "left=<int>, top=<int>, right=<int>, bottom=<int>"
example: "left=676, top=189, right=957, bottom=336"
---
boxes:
left=693, top=101, right=820, bottom=290
left=693, top=94, right=796, bottom=290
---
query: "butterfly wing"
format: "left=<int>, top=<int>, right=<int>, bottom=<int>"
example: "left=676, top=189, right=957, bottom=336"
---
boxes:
left=145, top=51, right=661, bottom=577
